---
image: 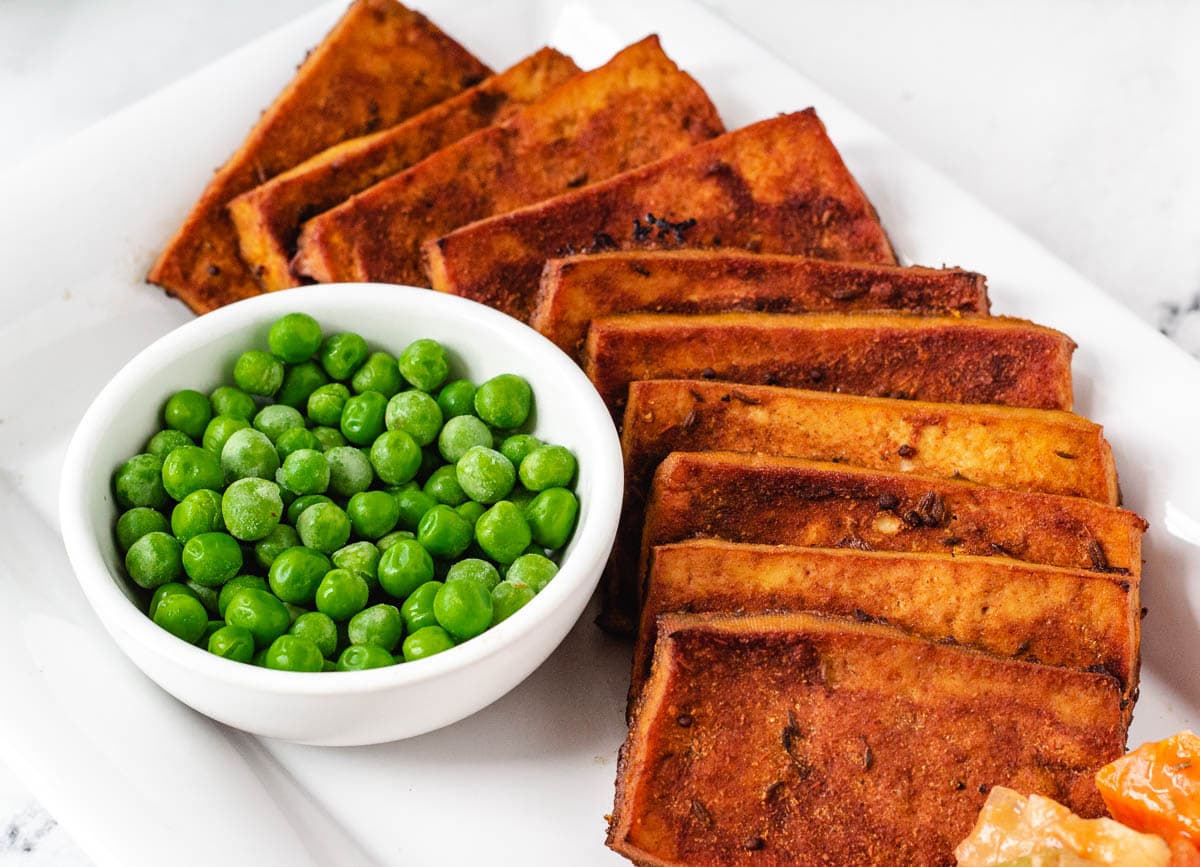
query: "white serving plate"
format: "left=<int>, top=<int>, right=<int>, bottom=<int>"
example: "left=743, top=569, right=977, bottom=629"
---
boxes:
left=0, top=0, right=1196, bottom=864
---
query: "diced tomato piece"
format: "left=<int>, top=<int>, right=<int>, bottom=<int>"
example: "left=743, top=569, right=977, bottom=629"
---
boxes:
left=1097, top=731, right=1200, bottom=847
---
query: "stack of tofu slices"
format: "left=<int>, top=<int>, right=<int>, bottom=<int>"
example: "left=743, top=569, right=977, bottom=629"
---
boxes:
left=150, top=3, right=1146, bottom=864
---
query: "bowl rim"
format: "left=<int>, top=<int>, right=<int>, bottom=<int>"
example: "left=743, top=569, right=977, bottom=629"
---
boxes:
left=58, top=283, right=624, bottom=696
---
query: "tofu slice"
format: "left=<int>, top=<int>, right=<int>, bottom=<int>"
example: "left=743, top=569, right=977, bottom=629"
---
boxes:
left=148, top=0, right=490, bottom=312
left=424, top=109, right=898, bottom=320
left=609, top=611, right=1126, bottom=866
left=530, top=250, right=989, bottom=360
left=228, top=48, right=581, bottom=292
left=292, top=35, right=723, bottom=286
left=586, top=312, right=1076, bottom=416
left=633, top=540, right=1140, bottom=705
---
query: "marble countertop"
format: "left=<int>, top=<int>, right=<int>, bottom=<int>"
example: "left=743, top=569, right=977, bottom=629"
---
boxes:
left=1, top=0, right=1196, bottom=863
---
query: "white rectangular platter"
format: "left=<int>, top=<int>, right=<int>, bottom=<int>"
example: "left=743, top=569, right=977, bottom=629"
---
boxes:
left=1, top=0, right=1198, bottom=864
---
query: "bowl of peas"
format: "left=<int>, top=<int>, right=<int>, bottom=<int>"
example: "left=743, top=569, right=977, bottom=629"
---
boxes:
left=59, top=284, right=623, bottom=745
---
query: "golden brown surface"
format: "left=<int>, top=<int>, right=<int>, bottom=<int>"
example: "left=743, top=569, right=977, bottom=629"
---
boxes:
left=586, top=312, right=1077, bottom=417
left=292, top=35, right=722, bottom=286
left=632, top=540, right=1139, bottom=703
left=228, top=48, right=580, bottom=292
left=609, top=611, right=1126, bottom=867
left=530, top=250, right=988, bottom=360
left=147, top=0, right=489, bottom=312
left=424, top=109, right=897, bottom=321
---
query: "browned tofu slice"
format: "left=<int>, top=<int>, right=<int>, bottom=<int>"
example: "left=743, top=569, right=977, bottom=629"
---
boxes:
left=622, top=380, right=1117, bottom=503
left=424, top=109, right=898, bottom=321
left=530, top=250, right=989, bottom=360
left=292, top=36, right=722, bottom=286
left=148, top=0, right=490, bottom=313
left=609, top=611, right=1126, bottom=866
left=586, top=312, right=1076, bottom=417
left=228, top=48, right=581, bottom=292
left=632, top=540, right=1140, bottom=704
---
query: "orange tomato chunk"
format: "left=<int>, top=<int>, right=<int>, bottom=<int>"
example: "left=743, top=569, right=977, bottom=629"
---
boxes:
left=1097, top=731, right=1200, bottom=847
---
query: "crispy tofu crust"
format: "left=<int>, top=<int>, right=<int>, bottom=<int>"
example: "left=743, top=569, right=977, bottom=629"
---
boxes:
left=530, top=250, right=989, bottom=360
left=292, top=35, right=723, bottom=286
left=632, top=541, right=1139, bottom=704
left=586, top=312, right=1076, bottom=416
left=424, top=109, right=898, bottom=321
left=228, top=48, right=581, bottom=292
left=609, top=611, right=1126, bottom=866
left=148, top=0, right=489, bottom=313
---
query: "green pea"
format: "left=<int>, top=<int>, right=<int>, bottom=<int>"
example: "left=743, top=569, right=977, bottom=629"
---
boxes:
left=148, top=582, right=197, bottom=619
left=433, top=579, right=492, bottom=641
left=152, top=592, right=208, bottom=643
left=475, top=501, right=532, bottom=564
left=402, top=625, right=456, bottom=662
left=221, top=477, right=283, bottom=541
left=347, top=603, right=404, bottom=651
left=319, top=332, right=369, bottom=381
left=264, top=635, right=323, bottom=672
left=182, top=532, right=243, bottom=587
left=145, top=429, right=194, bottom=460
left=525, top=487, right=579, bottom=550
left=399, top=581, right=441, bottom=634
left=369, top=430, right=421, bottom=485
left=455, top=500, right=486, bottom=527
left=340, top=391, right=387, bottom=446
left=331, top=541, right=381, bottom=586
left=446, top=558, right=500, bottom=592
left=268, top=546, right=331, bottom=604
left=163, top=389, right=213, bottom=440
left=275, top=448, right=329, bottom=496
left=286, top=493, right=333, bottom=526
left=474, top=374, right=532, bottom=430
left=226, top=588, right=292, bottom=648
left=297, top=501, right=351, bottom=553
left=234, top=350, right=284, bottom=396
left=116, top=506, right=170, bottom=551
left=311, top=425, right=347, bottom=452
left=325, top=446, right=374, bottom=497
left=423, top=465, right=467, bottom=506
left=125, top=531, right=183, bottom=589
left=518, top=444, right=576, bottom=491
left=207, top=624, right=256, bottom=663
left=201, top=415, right=250, bottom=454
left=220, top=428, right=280, bottom=483
left=268, top=313, right=323, bottom=364
left=388, top=490, right=433, bottom=536
left=276, top=360, right=329, bottom=409
left=417, top=505, right=472, bottom=559
left=114, top=453, right=169, bottom=510
left=436, top=379, right=476, bottom=419
left=455, top=446, right=515, bottom=504
left=506, top=553, right=558, bottom=593
left=385, top=390, right=443, bottom=446
left=253, top=404, right=305, bottom=444
left=306, top=383, right=351, bottom=427
left=274, top=427, right=320, bottom=459
left=346, top=490, right=399, bottom=540
left=337, top=644, right=394, bottom=670
left=491, top=580, right=536, bottom=625
left=160, top=445, right=221, bottom=501
left=209, top=386, right=258, bottom=422
left=203, top=619, right=225, bottom=641
left=315, top=568, right=370, bottom=621
left=351, top=351, right=403, bottom=397
left=398, top=338, right=450, bottom=391
left=437, top=415, right=491, bottom=463
left=171, top=489, right=224, bottom=540
left=218, top=575, right=268, bottom=618
left=377, top=538, right=434, bottom=599
left=186, top=581, right=221, bottom=617
left=289, top=611, right=337, bottom=658
left=509, top=485, right=536, bottom=511
left=377, top=530, right=414, bottom=552
left=499, top=434, right=541, bottom=467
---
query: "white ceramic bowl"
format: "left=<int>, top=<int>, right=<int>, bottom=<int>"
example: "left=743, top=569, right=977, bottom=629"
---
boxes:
left=59, top=284, right=623, bottom=746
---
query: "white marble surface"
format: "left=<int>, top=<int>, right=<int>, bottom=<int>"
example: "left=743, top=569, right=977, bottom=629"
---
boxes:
left=0, top=0, right=1196, bottom=863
